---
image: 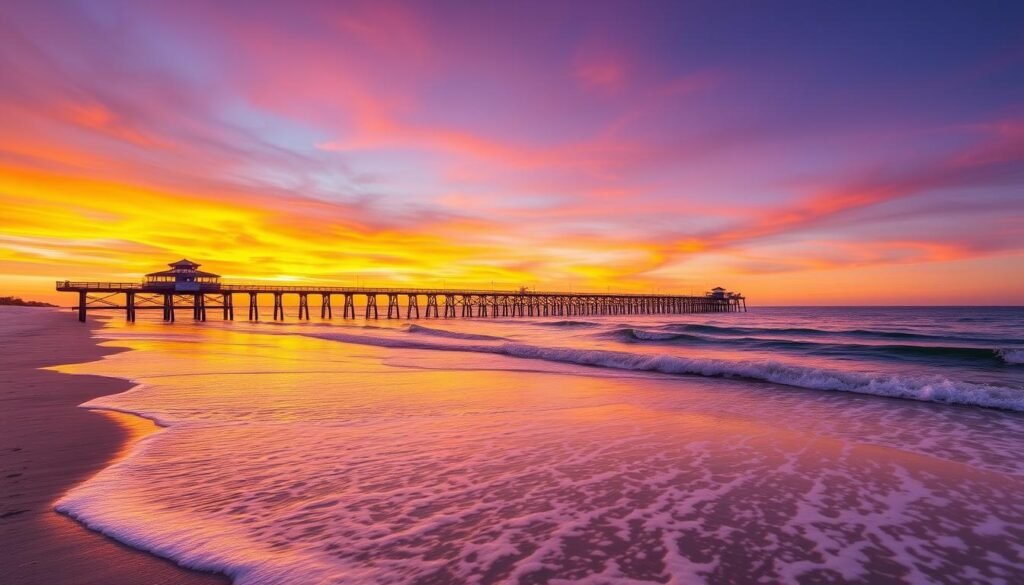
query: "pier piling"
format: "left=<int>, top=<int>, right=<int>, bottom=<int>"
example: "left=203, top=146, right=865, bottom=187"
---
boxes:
left=365, top=294, right=378, bottom=319
left=56, top=263, right=747, bottom=323
left=273, top=293, right=284, bottom=321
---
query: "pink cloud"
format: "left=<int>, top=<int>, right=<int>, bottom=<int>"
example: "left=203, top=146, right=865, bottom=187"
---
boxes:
left=575, top=58, right=627, bottom=92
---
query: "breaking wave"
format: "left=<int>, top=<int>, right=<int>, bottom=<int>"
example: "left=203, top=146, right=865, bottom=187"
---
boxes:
left=606, top=327, right=1023, bottom=365
left=998, top=348, right=1024, bottom=365
left=304, top=331, right=1024, bottom=412
left=405, top=323, right=507, bottom=341
left=663, top=323, right=1024, bottom=345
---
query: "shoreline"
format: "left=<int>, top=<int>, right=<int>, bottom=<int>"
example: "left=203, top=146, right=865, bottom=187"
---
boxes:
left=0, top=307, right=230, bottom=584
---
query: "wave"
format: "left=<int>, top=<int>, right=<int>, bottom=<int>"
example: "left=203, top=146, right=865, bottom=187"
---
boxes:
left=604, top=327, right=705, bottom=342
left=666, top=323, right=826, bottom=337
left=621, top=328, right=1023, bottom=363
left=998, top=349, right=1024, bottom=365
left=303, top=331, right=1024, bottom=412
left=405, top=324, right=507, bottom=341
left=607, top=327, right=1022, bottom=365
left=535, top=320, right=601, bottom=328
left=663, top=323, right=1023, bottom=345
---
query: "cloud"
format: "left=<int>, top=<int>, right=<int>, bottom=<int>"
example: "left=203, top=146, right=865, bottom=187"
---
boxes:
left=1, top=1, right=1022, bottom=304
left=575, top=57, right=627, bottom=92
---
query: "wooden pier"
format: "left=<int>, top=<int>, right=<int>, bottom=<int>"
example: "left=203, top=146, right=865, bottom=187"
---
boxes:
left=56, top=260, right=747, bottom=323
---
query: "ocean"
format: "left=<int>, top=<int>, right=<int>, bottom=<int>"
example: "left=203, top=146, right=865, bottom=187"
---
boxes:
left=52, top=306, right=1024, bottom=583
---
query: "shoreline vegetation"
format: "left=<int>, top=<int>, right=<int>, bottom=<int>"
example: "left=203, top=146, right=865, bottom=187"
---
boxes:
left=0, top=296, right=58, bottom=307
left=0, top=308, right=229, bottom=584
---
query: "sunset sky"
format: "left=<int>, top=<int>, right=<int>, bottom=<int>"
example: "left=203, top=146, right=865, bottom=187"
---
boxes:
left=2, top=1, right=1022, bottom=305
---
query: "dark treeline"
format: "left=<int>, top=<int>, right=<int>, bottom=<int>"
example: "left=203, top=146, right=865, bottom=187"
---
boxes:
left=0, top=296, right=57, bottom=307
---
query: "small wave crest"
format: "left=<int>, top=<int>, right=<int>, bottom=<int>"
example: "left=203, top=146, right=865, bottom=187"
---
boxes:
left=605, top=327, right=703, bottom=342
left=664, top=323, right=1023, bottom=345
left=997, top=349, right=1024, bottom=365
left=405, top=324, right=507, bottom=341
left=536, top=320, right=600, bottom=328
left=606, top=328, right=1014, bottom=365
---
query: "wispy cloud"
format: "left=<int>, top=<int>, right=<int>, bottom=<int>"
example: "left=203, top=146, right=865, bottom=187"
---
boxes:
left=1, top=1, right=1021, bottom=303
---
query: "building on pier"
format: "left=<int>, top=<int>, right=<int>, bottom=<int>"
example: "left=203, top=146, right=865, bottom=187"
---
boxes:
left=144, top=259, right=221, bottom=292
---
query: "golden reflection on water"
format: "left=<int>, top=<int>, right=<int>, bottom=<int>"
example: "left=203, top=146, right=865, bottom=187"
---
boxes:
left=49, top=317, right=1024, bottom=584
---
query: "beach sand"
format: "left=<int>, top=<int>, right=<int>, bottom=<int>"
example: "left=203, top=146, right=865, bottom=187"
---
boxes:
left=0, top=307, right=229, bottom=585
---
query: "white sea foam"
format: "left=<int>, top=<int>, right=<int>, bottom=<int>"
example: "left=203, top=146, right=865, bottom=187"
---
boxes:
left=48, top=310, right=1024, bottom=584
left=998, top=348, right=1024, bottom=364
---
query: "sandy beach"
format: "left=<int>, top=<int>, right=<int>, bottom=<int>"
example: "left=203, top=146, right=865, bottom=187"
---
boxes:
left=0, top=307, right=229, bottom=585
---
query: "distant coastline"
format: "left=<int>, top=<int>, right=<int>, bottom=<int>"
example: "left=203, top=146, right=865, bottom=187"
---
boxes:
left=0, top=296, right=58, bottom=307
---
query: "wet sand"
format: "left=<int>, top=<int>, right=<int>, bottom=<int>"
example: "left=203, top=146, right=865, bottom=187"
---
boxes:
left=0, top=307, right=229, bottom=585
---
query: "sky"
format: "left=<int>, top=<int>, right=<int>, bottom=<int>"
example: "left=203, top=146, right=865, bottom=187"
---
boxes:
left=1, top=0, right=1022, bottom=305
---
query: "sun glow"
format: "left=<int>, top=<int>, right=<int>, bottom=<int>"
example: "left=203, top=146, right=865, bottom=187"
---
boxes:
left=1, top=2, right=1021, bottom=305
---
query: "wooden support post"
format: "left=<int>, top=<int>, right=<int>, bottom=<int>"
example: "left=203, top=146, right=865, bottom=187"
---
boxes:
left=406, top=295, right=419, bottom=319
left=223, top=293, right=233, bottom=320
left=343, top=294, right=355, bottom=319
left=298, top=293, right=310, bottom=320
left=273, top=293, right=284, bottom=321
left=461, top=296, right=472, bottom=317
left=78, top=291, right=87, bottom=322
left=126, top=291, right=135, bottom=322
left=425, top=294, right=439, bottom=318
left=365, top=294, right=378, bottom=319
left=193, top=294, right=206, bottom=321
left=443, top=294, right=456, bottom=318
left=321, top=294, right=332, bottom=319
left=163, top=293, right=175, bottom=322
left=477, top=297, right=487, bottom=317
left=387, top=294, right=400, bottom=319
left=249, top=293, right=259, bottom=320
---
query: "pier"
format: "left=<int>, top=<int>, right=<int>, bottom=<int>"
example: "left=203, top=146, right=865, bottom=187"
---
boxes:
left=56, top=259, right=747, bottom=322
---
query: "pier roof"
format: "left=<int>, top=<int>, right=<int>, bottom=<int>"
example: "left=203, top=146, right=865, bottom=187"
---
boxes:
left=145, top=268, right=222, bottom=278
left=146, top=258, right=220, bottom=278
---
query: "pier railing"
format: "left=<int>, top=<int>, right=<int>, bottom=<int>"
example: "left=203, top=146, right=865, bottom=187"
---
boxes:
left=56, top=280, right=747, bottom=322
left=56, top=281, right=713, bottom=299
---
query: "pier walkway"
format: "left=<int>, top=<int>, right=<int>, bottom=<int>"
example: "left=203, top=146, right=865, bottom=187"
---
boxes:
left=56, top=260, right=746, bottom=322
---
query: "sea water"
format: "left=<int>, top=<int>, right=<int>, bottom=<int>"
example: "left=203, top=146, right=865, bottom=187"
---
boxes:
left=53, top=307, right=1024, bottom=583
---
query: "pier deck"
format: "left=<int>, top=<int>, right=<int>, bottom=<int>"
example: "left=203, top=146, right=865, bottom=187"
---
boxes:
left=56, top=281, right=746, bottom=322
